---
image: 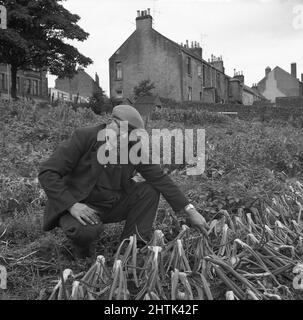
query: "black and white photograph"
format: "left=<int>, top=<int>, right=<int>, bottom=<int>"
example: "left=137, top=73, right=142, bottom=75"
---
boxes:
left=0, top=0, right=303, bottom=305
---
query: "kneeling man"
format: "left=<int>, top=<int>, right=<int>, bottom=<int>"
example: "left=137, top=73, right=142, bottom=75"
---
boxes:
left=38, top=105, right=206, bottom=258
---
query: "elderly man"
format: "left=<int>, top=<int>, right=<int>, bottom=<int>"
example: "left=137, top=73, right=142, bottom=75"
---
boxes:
left=38, top=105, right=206, bottom=258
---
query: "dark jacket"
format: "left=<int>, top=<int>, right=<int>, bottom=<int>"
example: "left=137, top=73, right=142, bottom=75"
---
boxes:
left=38, top=124, right=189, bottom=231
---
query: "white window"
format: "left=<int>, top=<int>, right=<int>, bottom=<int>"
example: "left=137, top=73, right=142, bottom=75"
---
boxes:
left=198, top=65, right=202, bottom=77
left=115, top=62, right=122, bottom=80
left=187, top=57, right=192, bottom=75
left=116, top=89, right=123, bottom=99
left=188, top=86, right=192, bottom=101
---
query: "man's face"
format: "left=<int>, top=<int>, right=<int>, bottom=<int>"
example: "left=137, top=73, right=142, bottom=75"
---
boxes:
left=106, top=118, right=121, bottom=136
left=105, top=118, right=131, bottom=153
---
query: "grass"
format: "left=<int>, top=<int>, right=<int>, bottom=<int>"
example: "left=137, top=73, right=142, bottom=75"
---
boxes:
left=1, top=101, right=303, bottom=300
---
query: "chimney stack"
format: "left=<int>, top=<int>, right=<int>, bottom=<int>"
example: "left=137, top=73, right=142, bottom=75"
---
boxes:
left=234, top=71, right=244, bottom=84
left=136, top=9, right=153, bottom=31
left=291, top=63, right=297, bottom=78
left=95, top=73, right=100, bottom=87
left=265, top=66, right=271, bottom=77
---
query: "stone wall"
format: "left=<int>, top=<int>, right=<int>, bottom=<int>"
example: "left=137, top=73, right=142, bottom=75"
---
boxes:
left=276, top=96, right=303, bottom=108
left=162, top=100, right=303, bottom=122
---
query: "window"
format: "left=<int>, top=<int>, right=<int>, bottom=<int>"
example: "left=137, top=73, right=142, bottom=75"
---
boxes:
left=24, top=79, right=31, bottom=95
left=16, top=77, right=20, bottom=93
left=32, top=80, right=39, bottom=96
left=198, top=65, right=202, bottom=77
left=115, top=62, right=122, bottom=80
left=187, top=57, right=192, bottom=75
left=216, top=73, right=220, bottom=88
left=0, top=73, right=7, bottom=90
left=116, top=89, right=123, bottom=99
left=188, top=86, right=192, bottom=101
left=202, top=65, right=206, bottom=87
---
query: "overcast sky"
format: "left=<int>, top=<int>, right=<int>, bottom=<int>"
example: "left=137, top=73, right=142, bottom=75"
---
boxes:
left=49, top=0, right=303, bottom=95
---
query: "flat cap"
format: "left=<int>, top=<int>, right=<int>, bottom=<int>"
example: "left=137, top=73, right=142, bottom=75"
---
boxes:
left=112, top=105, right=145, bottom=129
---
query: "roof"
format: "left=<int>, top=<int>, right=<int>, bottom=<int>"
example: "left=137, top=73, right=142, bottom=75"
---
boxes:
left=243, top=84, right=267, bottom=99
left=258, top=66, right=300, bottom=86
left=243, top=85, right=257, bottom=95
left=152, top=30, right=227, bottom=76
left=110, top=26, right=227, bottom=76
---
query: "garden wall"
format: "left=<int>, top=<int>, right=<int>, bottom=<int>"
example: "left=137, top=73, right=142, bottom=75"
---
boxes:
left=161, top=100, right=303, bottom=122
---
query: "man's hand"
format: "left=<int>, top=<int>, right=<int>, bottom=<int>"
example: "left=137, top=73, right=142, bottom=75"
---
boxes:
left=185, top=205, right=208, bottom=236
left=68, top=203, right=100, bottom=226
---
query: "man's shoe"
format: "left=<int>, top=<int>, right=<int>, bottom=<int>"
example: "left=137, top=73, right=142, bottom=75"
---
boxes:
left=72, top=244, right=93, bottom=259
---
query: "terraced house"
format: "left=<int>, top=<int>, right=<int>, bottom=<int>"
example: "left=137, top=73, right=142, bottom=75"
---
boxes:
left=109, top=9, right=260, bottom=105
left=0, top=64, right=48, bottom=101
left=256, top=63, right=303, bottom=104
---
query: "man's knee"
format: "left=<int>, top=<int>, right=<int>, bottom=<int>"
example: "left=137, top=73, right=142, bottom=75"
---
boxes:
left=137, top=182, right=160, bottom=202
left=59, top=214, right=104, bottom=246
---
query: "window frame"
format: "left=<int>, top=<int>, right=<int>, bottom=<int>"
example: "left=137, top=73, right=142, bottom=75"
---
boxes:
left=188, top=86, right=192, bottom=101
left=115, top=62, right=123, bottom=80
left=198, top=65, right=202, bottom=78
left=0, top=73, right=6, bottom=90
left=116, top=89, right=123, bottom=99
left=202, top=65, right=206, bottom=87
left=32, top=79, right=39, bottom=96
left=24, top=79, right=31, bottom=95
left=186, top=57, right=192, bottom=76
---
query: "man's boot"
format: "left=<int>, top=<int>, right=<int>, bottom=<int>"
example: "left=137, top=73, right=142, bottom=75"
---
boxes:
left=72, top=242, right=93, bottom=259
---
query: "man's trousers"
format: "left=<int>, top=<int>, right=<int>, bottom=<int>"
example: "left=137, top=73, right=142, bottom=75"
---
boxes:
left=58, top=182, right=160, bottom=250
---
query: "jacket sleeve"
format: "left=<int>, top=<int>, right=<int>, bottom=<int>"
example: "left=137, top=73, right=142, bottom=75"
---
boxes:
left=38, top=129, right=87, bottom=215
left=136, top=164, right=190, bottom=212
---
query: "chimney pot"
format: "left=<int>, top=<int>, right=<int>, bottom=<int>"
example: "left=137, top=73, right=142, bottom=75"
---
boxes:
left=301, top=73, right=303, bottom=83
left=291, top=63, right=297, bottom=78
left=137, top=10, right=140, bottom=17
left=136, top=9, right=153, bottom=30
left=147, top=8, right=151, bottom=15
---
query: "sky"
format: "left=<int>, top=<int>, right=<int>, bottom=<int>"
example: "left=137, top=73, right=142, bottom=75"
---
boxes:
left=49, top=0, right=303, bottom=95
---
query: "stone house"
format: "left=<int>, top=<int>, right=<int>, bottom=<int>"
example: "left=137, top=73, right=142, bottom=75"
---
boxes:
left=256, top=63, right=303, bottom=103
left=109, top=9, right=258, bottom=105
left=53, top=67, right=102, bottom=103
left=0, top=63, right=48, bottom=101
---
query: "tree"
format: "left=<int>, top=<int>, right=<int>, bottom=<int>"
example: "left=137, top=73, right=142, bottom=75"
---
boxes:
left=89, top=87, right=107, bottom=115
left=0, top=0, right=93, bottom=99
left=133, top=79, right=155, bottom=99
